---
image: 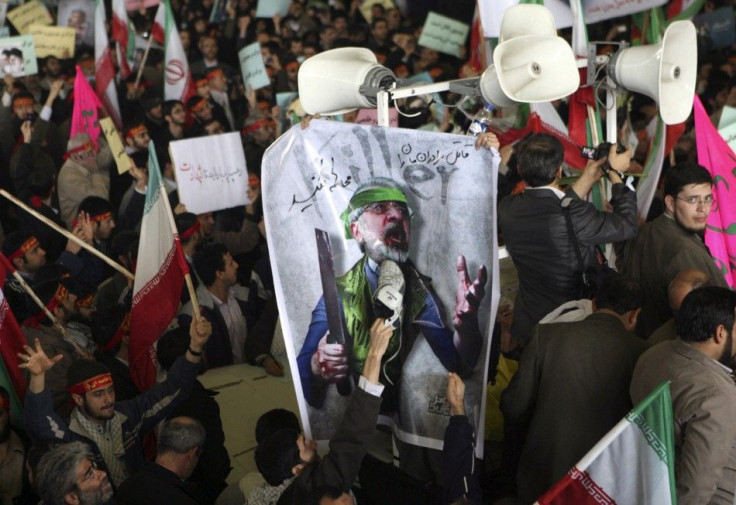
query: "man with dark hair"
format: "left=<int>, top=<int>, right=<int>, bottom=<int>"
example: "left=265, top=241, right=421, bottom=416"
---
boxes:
left=21, top=316, right=212, bottom=490
left=630, top=287, right=736, bottom=505
left=501, top=275, right=648, bottom=504
left=75, top=196, right=117, bottom=286
left=253, top=319, right=392, bottom=505
left=621, top=162, right=729, bottom=337
left=116, top=417, right=206, bottom=504
left=179, top=242, right=277, bottom=372
left=159, top=99, right=186, bottom=145
left=498, top=133, right=637, bottom=350
left=35, top=441, right=114, bottom=505
left=648, top=269, right=712, bottom=345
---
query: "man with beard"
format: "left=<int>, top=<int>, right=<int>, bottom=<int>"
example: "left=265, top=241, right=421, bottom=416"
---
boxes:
left=297, top=177, right=487, bottom=411
left=621, top=163, right=729, bottom=337
left=35, top=441, right=114, bottom=505
left=0, top=387, right=25, bottom=504
left=630, top=287, right=736, bottom=505
left=21, top=316, right=212, bottom=491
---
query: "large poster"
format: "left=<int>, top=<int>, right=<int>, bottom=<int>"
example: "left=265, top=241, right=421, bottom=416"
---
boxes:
left=263, top=120, right=499, bottom=455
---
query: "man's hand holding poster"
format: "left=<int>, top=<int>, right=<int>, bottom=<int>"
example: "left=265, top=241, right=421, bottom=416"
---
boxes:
left=263, top=119, right=499, bottom=456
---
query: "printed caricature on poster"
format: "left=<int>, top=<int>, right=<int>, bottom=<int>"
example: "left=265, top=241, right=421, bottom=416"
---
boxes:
left=0, top=35, right=37, bottom=77
left=263, top=120, right=500, bottom=455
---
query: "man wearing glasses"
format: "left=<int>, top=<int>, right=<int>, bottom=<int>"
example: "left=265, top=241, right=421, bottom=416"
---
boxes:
left=621, top=162, right=729, bottom=338
left=296, top=177, right=487, bottom=411
left=35, top=441, right=114, bottom=505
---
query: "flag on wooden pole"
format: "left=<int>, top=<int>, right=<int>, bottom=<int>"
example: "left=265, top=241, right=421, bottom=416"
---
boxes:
left=111, top=0, right=134, bottom=78
left=153, top=0, right=195, bottom=102
left=129, top=141, right=189, bottom=390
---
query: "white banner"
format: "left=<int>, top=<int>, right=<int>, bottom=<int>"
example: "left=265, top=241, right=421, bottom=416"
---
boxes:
left=263, top=120, right=500, bottom=455
left=585, top=0, right=668, bottom=24
left=170, top=132, right=249, bottom=215
left=478, top=0, right=573, bottom=39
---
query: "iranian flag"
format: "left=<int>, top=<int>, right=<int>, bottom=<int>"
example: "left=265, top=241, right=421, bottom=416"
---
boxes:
left=153, top=0, right=194, bottom=102
left=111, top=0, right=133, bottom=79
left=94, top=0, right=122, bottom=129
left=536, top=381, right=676, bottom=505
left=0, top=253, right=29, bottom=426
left=129, top=141, right=189, bottom=390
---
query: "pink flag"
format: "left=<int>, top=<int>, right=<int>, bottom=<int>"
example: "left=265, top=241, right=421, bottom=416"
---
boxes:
left=70, top=65, right=104, bottom=147
left=694, top=95, right=736, bottom=287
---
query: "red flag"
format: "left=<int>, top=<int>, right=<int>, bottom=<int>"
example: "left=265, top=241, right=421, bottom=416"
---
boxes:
left=70, top=65, right=104, bottom=147
left=129, top=142, right=189, bottom=390
left=95, top=0, right=122, bottom=129
left=0, top=253, right=29, bottom=409
left=112, top=0, right=133, bottom=78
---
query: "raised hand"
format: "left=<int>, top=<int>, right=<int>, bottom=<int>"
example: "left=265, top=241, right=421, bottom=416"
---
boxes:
left=18, top=338, right=63, bottom=376
left=454, top=255, right=487, bottom=331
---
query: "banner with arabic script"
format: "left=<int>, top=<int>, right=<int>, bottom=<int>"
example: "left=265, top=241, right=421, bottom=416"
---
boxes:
left=170, top=132, right=250, bottom=215
left=263, top=120, right=499, bottom=456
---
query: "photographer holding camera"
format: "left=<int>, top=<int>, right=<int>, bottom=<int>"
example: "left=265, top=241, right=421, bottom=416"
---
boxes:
left=498, top=133, right=636, bottom=355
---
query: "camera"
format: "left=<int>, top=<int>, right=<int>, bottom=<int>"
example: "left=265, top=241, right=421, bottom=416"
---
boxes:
left=580, top=142, right=626, bottom=161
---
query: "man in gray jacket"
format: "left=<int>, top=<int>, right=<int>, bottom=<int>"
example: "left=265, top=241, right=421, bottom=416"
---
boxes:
left=630, top=287, right=736, bottom=505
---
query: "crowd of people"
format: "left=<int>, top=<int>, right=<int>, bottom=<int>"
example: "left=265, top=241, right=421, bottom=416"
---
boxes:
left=0, top=0, right=734, bottom=504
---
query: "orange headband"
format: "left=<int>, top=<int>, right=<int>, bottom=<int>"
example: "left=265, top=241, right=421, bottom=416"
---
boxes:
left=195, top=78, right=208, bottom=88
left=206, top=68, right=224, bottom=80
left=180, top=220, right=201, bottom=239
left=125, top=125, right=148, bottom=139
left=12, top=97, right=34, bottom=108
left=190, top=98, right=207, bottom=112
left=242, top=118, right=267, bottom=134
left=76, top=294, right=95, bottom=308
left=285, top=61, right=299, bottom=70
left=68, top=373, right=113, bottom=396
left=248, top=174, right=260, bottom=188
left=8, top=236, right=39, bottom=262
left=64, top=140, right=94, bottom=160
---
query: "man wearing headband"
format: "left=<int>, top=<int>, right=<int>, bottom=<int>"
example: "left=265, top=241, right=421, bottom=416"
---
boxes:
left=21, top=315, right=213, bottom=491
left=297, top=177, right=487, bottom=411
left=73, top=196, right=117, bottom=286
left=123, top=120, right=150, bottom=154
left=58, top=133, right=110, bottom=227
left=0, top=386, right=25, bottom=505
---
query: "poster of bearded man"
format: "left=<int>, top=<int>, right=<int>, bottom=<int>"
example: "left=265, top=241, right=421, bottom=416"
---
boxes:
left=263, top=119, right=499, bottom=455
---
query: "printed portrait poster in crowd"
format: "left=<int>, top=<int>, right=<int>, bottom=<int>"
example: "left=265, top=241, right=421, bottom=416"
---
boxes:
left=263, top=119, right=499, bottom=455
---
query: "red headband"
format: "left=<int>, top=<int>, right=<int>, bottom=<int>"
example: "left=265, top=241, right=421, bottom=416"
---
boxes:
left=71, top=211, right=112, bottom=228
left=206, top=68, right=224, bottom=80
left=8, top=236, right=39, bottom=262
left=98, top=312, right=131, bottom=353
left=180, top=220, right=201, bottom=239
left=284, top=61, right=299, bottom=70
left=242, top=118, right=268, bottom=134
left=76, top=294, right=95, bottom=308
left=68, top=373, right=113, bottom=396
left=25, top=283, right=68, bottom=327
left=248, top=174, right=260, bottom=188
left=195, top=78, right=208, bottom=88
left=12, top=97, right=34, bottom=108
left=189, top=98, right=207, bottom=112
left=63, top=140, right=94, bottom=161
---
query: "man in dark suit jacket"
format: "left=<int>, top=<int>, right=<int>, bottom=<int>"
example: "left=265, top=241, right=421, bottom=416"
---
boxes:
left=116, top=417, right=204, bottom=505
left=498, top=134, right=637, bottom=349
left=501, top=275, right=648, bottom=504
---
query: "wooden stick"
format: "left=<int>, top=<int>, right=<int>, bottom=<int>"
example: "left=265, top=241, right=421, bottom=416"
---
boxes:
left=184, top=272, right=201, bottom=321
left=134, top=33, right=155, bottom=90
left=0, top=189, right=135, bottom=280
left=8, top=270, right=86, bottom=356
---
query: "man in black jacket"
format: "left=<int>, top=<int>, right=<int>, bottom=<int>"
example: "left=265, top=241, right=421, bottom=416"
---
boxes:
left=498, top=134, right=637, bottom=350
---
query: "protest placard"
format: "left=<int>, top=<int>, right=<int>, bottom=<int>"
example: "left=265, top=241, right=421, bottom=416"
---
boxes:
left=29, top=25, right=75, bottom=58
left=355, top=108, right=399, bottom=127
left=417, top=12, right=469, bottom=58
left=7, top=1, right=52, bottom=34
left=100, top=118, right=132, bottom=175
left=694, top=6, right=735, bottom=50
left=124, top=0, right=159, bottom=10
left=170, top=132, right=250, bottom=215
left=57, top=0, right=95, bottom=47
left=478, top=0, right=572, bottom=38
left=584, top=0, right=668, bottom=24
left=255, top=0, right=290, bottom=18
left=359, top=0, right=395, bottom=24
left=0, top=35, right=37, bottom=77
left=238, top=42, right=270, bottom=91
left=719, top=106, right=736, bottom=154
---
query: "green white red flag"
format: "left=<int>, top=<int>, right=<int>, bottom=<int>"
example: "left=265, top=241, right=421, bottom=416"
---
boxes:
left=111, top=0, right=134, bottom=78
left=535, top=381, right=676, bottom=505
left=94, top=0, right=122, bottom=129
left=129, top=141, right=189, bottom=390
left=153, top=0, right=194, bottom=102
left=0, top=253, right=28, bottom=427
